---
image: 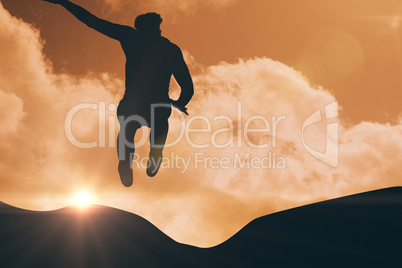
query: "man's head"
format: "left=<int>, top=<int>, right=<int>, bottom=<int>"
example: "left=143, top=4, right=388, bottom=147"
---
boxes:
left=135, top=13, right=163, bottom=35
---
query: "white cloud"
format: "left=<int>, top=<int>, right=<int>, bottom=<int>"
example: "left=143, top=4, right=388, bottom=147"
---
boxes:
left=0, top=91, right=25, bottom=137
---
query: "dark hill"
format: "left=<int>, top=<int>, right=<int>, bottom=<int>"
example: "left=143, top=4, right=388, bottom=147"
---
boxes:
left=1, top=187, right=402, bottom=267
left=210, top=187, right=402, bottom=267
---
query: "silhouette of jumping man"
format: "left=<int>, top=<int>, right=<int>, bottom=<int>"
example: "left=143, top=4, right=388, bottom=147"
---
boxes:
left=43, top=0, right=194, bottom=186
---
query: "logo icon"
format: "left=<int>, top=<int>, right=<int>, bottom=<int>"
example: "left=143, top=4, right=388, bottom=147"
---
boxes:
left=302, top=101, right=339, bottom=167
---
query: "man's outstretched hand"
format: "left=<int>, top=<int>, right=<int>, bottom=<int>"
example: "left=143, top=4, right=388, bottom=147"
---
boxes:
left=170, top=100, right=189, bottom=115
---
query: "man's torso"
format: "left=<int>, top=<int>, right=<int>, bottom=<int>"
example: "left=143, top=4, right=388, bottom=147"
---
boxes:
left=120, top=32, right=177, bottom=104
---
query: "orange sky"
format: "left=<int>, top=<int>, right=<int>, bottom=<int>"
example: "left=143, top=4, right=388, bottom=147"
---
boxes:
left=4, top=0, right=402, bottom=123
left=0, top=0, right=401, bottom=247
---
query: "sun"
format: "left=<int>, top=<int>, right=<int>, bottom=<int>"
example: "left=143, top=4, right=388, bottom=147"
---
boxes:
left=74, top=192, right=93, bottom=208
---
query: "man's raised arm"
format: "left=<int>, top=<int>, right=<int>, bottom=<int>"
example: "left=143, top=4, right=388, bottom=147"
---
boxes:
left=42, top=0, right=133, bottom=40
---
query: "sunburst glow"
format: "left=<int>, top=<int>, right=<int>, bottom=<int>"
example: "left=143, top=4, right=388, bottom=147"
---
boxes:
left=74, top=192, right=93, bottom=208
